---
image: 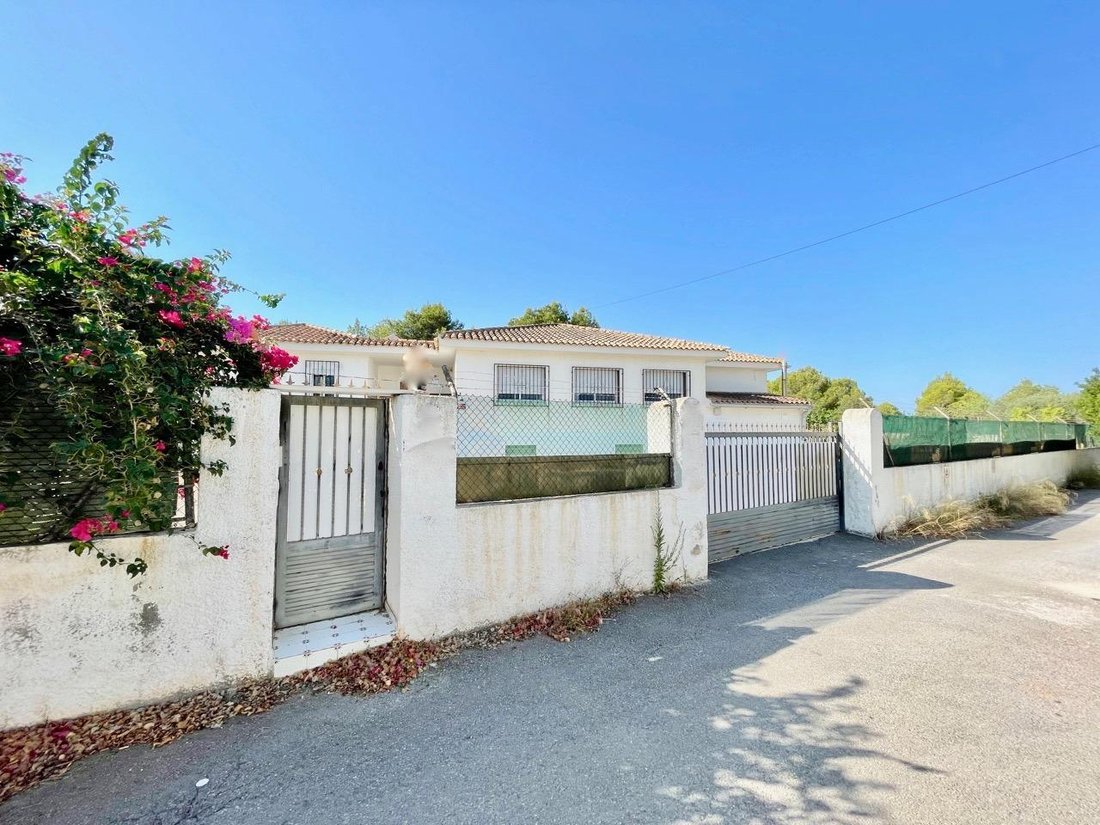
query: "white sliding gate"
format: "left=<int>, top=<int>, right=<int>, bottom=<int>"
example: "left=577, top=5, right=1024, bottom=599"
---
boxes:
left=706, top=431, right=841, bottom=564
left=275, top=395, right=386, bottom=629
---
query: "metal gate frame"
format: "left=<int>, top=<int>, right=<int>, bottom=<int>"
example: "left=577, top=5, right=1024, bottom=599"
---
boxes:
left=705, top=430, right=843, bottom=564
left=274, top=394, right=388, bottom=629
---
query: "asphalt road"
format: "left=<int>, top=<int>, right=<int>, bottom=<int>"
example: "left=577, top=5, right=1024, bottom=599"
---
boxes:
left=3, top=492, right=1098, bottom=825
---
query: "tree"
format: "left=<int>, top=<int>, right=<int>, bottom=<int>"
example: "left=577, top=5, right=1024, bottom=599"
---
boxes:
left=768, top=366, right=876, bottom=427
left=0, top=137, right=295, bottom=575
left=508, top=302, right=599, bottom=327
left=991, top=379, right=1077, bottom=421
left=568, top=306, right=599, bottom=327
left=366, top=303, right=462, bottom=340
left=914, top=373, right=989, bottom=418
left=346, top=317, right=368, bottom=336
left=876, top=401, right=902, bottom=416
left=1078, top=368, right=1100, bottom=439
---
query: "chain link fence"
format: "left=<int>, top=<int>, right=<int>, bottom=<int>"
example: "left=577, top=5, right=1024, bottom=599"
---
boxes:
left=455, top=394, right=673, bottom=503
left=0, top=393, right=192, bottom=547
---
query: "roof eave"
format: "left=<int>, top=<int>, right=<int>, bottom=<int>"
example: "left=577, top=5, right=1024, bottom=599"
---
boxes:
left=707, top=359, right=785, bottom=369
left=442, top=337, right=726, bottom=358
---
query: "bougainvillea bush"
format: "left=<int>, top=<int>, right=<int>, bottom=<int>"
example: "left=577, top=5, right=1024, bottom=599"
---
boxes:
left=0, top=135, right=296, bottom=574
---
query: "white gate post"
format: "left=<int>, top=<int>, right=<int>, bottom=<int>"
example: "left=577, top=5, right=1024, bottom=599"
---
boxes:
left=671, top=397, right=709, bottom=580
left=840, top=408, right=886, bottom=536
left=385, top=394, right=459, bottom=638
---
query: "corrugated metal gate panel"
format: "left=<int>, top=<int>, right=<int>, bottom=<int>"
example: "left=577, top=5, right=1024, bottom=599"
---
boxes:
left=708, top=497, right=839, bottom=564
left=705, top=431, right=841, bottom=564
left=275, top=396, right=386, bottom=629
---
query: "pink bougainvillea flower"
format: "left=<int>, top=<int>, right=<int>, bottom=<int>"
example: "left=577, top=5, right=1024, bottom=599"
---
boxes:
left=153, top=283, right=179, bottom=304
left=3, top=167, right=26, bottom=184
left=0, top=338, right=22, bottom=357
left=224, top=315, right=256, bottom=344
left=80, top=348, right=93, bottom=358
left=214, top=546, right=230, bottom=560
left=187, top=257, right=204, bottom=273
left=157, top=309, right=184, bottom=328
left=0, top=503, right=7, bottom=513
left=96, top=256, right=119, bottom=267
left=70, top=518, right=100, bottom=543
left=105, top=520, right=119, bottom=533
left=118, top=229, right=144, bottom=247
left=71, top=210, right=91, bottom=223
left=154, top=440, right=167, bottom=453
left=259, top=346, right=298, bottom=375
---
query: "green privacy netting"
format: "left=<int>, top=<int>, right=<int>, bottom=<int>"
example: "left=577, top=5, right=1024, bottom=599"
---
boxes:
left=882, top=415, right=1086, bottom=467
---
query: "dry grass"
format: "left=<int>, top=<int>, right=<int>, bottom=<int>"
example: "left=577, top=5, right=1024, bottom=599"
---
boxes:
left=893, top=480, right=1071, bottom=540
left=0, top=589, right=638, bottom=803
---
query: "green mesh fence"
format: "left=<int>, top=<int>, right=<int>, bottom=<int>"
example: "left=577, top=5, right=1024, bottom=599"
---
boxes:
left=882, top=415, right=1086, bottom=467
left=455, top=394, right=673, bottom=502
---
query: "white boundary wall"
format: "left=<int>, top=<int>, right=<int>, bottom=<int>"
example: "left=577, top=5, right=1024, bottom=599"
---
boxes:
left=2, top=390, right=711, bottom=728
left=386, top=395, right=709, bottom=639
left=0, top=389, right=282, bottom=731
left=841, top=408, right=1100, bottom=536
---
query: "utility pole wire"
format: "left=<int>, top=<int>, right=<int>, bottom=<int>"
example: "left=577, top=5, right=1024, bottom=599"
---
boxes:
left=594, top=141, right=1100, bottom=309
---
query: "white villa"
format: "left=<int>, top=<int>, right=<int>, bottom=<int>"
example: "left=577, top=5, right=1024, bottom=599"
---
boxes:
left=265, top=322, right=810, bottom=433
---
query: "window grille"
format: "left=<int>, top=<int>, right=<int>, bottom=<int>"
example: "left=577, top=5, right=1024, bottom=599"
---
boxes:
left=305, top=360, right=340, bottom=387
left=642, top=369, right=689, bottom=402
left=572, top=367, right=622, bottom=405
left=494, top=364, right=548, bottom=403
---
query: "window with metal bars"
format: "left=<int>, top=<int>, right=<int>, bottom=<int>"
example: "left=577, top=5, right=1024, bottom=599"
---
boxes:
left=494, top=364, right=548, bottom=403
left=642, top=369, right=689, bottom=402
left=572, top=367, right=622, bottom=406
left=305, top=360, right=340, bottom=387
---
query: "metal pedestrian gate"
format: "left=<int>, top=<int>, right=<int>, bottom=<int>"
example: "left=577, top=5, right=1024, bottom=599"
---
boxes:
left=705, top=430, right=841, bottom=564
left=275, top=395, right=387, bottom=629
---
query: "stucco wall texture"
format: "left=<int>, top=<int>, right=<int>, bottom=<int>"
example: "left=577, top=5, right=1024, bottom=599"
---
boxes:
left=0, top=389, right=282, bottom=731
left=2, top=389, right=710, bottom=729
left=386, top=394, right=709, bottom=640
left=841, top=408, right=1100, bottom=536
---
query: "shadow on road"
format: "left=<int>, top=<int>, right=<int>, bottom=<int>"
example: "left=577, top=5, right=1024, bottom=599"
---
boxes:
left=647, top=534, right=952, bottom=824
left=3, top=531, right=966, bottom=825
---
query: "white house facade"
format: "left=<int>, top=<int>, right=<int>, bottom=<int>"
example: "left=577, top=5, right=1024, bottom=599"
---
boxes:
left=265, top=322, right=811, bottom=432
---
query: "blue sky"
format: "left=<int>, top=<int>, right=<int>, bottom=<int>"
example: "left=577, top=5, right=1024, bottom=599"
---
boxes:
left=5, top=1, right=1098, bottom=410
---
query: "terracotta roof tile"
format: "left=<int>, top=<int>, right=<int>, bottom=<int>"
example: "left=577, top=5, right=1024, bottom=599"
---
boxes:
left=264, top=323, right=436, bottom=349
left=440, top=323, right=728, bottom=352
left=714, top=351, right=785, bottom=365
left=707, top=392, right=811, bottom=407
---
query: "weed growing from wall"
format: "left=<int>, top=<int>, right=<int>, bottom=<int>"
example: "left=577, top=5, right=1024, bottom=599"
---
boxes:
left=651, top=506, right=684, bottom=594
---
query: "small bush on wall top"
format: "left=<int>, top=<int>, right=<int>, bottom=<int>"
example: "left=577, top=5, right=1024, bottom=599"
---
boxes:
left=0, top=135, right=297, bottom=574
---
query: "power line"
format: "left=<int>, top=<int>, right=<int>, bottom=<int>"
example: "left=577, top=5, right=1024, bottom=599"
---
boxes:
left=594, top=141, right=1100, bottom=309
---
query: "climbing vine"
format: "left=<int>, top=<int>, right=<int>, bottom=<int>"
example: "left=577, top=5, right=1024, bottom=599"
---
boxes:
left=0, top=135, right=297, bottom=574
